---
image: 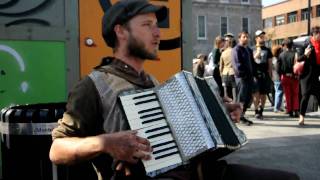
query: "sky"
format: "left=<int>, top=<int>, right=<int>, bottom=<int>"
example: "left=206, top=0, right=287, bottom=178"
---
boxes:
left=262, top=0, right=286, bottom=7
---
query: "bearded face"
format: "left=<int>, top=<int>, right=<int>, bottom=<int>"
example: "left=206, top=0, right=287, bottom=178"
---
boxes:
left=127, top=31, right=158, bottom=60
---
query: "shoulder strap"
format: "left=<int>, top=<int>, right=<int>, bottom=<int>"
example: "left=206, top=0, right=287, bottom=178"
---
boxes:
left=88, top=70, right=111, bottom=101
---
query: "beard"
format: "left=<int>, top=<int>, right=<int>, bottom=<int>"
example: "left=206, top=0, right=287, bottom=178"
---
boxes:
left=259, top=41, right=265, bottom=46
left=127, top=33, right=158, bottom=60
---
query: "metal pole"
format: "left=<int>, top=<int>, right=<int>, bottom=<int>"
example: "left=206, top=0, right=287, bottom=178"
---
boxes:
left=307, top=0, right=311, bottom=35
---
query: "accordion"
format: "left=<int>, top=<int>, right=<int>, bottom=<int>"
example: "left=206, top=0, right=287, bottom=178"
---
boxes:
left=119, top=71, right=247, bottom=177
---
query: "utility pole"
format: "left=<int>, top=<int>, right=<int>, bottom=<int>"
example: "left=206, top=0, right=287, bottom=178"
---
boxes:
left=307, top=0, right=311, bottom=35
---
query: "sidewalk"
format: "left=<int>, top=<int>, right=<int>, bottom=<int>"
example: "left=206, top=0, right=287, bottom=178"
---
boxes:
left=223, top=106, right=320, bottom=180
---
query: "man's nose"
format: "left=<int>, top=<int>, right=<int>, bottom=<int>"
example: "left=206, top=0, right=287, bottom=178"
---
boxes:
left=153, top=26, right=160, bottom=37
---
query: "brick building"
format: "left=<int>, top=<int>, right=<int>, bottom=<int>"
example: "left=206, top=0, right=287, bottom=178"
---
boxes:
left=262, top=0, right=320, bottom=46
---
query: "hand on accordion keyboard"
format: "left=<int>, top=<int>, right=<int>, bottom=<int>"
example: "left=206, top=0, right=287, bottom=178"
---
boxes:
left=99, top=130, right=152, bottom=164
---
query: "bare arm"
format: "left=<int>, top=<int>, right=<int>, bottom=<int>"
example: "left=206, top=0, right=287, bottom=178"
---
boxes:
left=49, top=131, right=152, bottom=165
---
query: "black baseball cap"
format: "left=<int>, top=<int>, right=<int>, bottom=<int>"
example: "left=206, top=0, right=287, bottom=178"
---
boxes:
left=102, top=0, right=167, bottom=48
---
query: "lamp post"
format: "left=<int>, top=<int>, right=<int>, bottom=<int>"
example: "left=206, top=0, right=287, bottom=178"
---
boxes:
left=307, top=0, right=311, bottom=35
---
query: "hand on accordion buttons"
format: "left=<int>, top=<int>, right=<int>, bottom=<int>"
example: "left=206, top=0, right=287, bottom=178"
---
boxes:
left=224, top=102, right=243, bottom=123
left=100, top=130, right=152, bottom=164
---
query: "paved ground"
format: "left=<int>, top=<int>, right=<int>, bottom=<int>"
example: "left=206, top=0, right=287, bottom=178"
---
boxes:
left=223, top=106, right=320, bottom=180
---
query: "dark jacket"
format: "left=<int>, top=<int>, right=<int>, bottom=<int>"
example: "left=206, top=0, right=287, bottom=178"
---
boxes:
left=231, top=44, right=255, bottom=81
left=296, top=38, right=320, bottom=95
left=277, top=49, right=296, bottom=75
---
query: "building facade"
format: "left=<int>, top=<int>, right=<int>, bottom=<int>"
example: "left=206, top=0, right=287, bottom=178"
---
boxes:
left=262, top=0, right=320, bottom=46
left=192, top=0, right=262, bottom=56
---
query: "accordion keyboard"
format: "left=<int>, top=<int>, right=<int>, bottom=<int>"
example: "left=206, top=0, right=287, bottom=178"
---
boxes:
left=120, top=91, right=182, bottom=173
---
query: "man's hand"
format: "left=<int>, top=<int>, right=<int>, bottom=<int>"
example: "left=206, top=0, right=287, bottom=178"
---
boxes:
left=224, top=101, right=243, bottom=123
left=99, top=131, right=152, bottom=164
left=304, top=46, right=312, bottom=57
left=116, top=161, right=132, bottom=176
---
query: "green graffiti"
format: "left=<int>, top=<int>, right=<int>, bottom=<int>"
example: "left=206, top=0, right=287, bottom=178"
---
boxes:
left=0, top=40, right=67, bottom=110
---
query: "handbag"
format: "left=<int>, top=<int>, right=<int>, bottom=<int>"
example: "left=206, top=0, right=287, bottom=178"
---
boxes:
left=293, top=61, right=304, bottom=75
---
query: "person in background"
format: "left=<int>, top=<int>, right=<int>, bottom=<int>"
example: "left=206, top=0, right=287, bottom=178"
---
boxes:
left=296, top=26, right=320, bottom=125
left=232, top=31, right=255, bottom=126
left=206, top=36, right=225, bottom=96
left=193, top=54, right=207, bottom=78
left=278, top=39, right=299, bottom=118
left=220, top=37, right=237, bottom=102
left=252, top=30, right=273, bottom=120
left=271, top=45, right=284, bottom=113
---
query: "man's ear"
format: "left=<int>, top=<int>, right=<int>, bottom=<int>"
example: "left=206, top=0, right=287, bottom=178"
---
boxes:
left=114, top=24, right=128, bottom=42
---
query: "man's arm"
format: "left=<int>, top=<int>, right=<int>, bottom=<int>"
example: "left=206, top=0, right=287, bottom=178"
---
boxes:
left=49, top=131, right=152, bottom=165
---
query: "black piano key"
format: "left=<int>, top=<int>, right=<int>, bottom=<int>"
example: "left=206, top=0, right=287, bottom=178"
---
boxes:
left=145, top=126, right=168, bottom=133
left=142, top=117, right=165, bottom=124
left=147, top=131, right=171, bottom=139
left=134, top=98, right=158, bottom=105
left=138, top=107, right=162, bottom=114
left=140, top=112, right=163, bottom=119
left=152, top=140, right=175, bottom=149
left=154, top=151, right=179, bottom=160
left=153, top=146, right=177, bottom=155
left=133, top=92, right=156, bottom=100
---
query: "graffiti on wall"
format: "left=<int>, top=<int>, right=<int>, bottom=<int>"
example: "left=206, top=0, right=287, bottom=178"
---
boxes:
left=0, top=0, right=64, bottom=27
left=0, top=41, right=67, bottom=110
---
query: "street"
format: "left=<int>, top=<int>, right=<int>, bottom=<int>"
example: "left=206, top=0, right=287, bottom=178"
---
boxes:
left=223, top=106, right=320, bottom=180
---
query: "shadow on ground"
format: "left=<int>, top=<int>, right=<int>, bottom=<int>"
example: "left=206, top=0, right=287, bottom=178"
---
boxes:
left=223, top=135, right=320, bottom=180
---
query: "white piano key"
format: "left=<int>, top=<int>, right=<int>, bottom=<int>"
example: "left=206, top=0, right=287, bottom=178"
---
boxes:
left=120, top=90, right=156, bottom=101
left=128, top=114, right=166, bottom=126
left=143, top=154, right=182, bottom=173
left=151, top=136, right=175, bottom=147
left=153, top=142, right=176, bottom=152
left=145, top=127, right=170, bottom=138
left=126, top=107, right=163, bottom=119
left=124, top=95, right=158, bottom=106
left=129, top=118, right=167, bottom=130
left=153, top=147, right=179, bottom=159
left=122, top=101, right=161, bottom=115
left=138, top=109, right=163, bottom=117
left=138, top=131, right=174, bottom=144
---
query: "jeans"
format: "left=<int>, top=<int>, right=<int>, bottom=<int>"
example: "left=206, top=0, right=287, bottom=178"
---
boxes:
left=273, top=80, right=283, bottom=112
left=236, top=78, right=254, bottom=115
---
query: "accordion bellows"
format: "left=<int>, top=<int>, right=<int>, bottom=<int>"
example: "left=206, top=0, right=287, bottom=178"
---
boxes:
left=119, top=71, right=247, bottom=177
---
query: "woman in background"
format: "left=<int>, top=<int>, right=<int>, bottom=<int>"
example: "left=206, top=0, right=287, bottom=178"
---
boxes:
left=193, top=54, right=207, bottom=78
left=272, top=45, right=284, bottom=113
left=207, top=36, right=225, bottom=96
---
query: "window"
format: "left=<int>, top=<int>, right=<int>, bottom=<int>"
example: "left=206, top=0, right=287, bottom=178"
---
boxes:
left=220, top=17, right=228, bottom=36
left=197, top=15, right=207, bottom=40
left=301, top=8, right=310, bottom=21
left=263, top=17, right=273, bottom=28
left=275, top=39, right=284, bottom=45
left=242, top=17, right=249, bottom=32
left=317, top=5, right=320, bottom=17
left=275, top=15, right=285, bottom=26
left=287, top=11, right=297, bottom=23
left=241, top=0, right=249, bottom=4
